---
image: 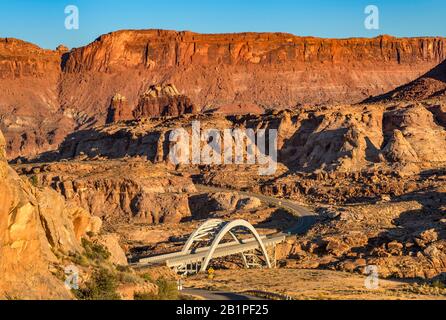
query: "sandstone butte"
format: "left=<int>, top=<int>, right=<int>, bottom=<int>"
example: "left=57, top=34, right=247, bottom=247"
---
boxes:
left=0, top=29, right=446, bottom=158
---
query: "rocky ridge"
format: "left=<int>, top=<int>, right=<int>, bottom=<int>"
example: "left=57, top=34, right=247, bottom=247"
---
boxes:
left=1, top=31, right=446, bottom=158
left=41, top=100, right=446, bottom=176
left=14, top=161, right=197, bottom=226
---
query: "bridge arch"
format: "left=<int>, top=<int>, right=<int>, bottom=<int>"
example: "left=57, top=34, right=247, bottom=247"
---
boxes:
left=199, top=219, right=272, bottom=272
left=182, top=219, right=225, bottom=254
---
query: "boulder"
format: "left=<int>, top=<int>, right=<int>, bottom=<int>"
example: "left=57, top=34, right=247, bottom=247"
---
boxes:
left=97, top=234, right=128, bottom=266
left=325, top=238, right=351, bottom=257
left=387, top=241, right=404, bottom=256
left=415, top=229, right=439, bottom=248
left=236, top=196, right=262, bottom=211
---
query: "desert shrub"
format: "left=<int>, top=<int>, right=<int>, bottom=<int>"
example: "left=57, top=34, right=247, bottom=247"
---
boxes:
left=431, top=280, right=445, bottom=289
left=118, top=271, right=141, bottom=284
left=116, top=265, right=132, bottom=273
left=134, top=279, right=179, bottom=300
left=29, top=175, right=39, bottom=187
left=86, top=231, right=95, bottom=238
left=74, top=268, right=120, bottom=300
left=70, top=252, right=89, bottom=267
left=141, top=273, right=154, bottom=283
left=156, top=279, right=179, bottom=300
left=134, top=291, right=156, bottom=300
left=81, top=238, right=111, bottom=262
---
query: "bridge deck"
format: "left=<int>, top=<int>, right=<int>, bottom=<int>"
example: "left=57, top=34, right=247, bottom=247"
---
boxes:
left=137, top=234, right=286, bottom=268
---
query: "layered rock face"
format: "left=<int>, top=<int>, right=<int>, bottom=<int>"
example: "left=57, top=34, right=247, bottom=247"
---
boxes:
left=0, top=38, right=61, bottom=79
left=0, top=38, right=76, bottom=159
left=52, top=100, right=446, bottom=176
left=369, top=59, right=446, bottom=102
left=0, top=130, right=100, bottom=299
left=63, top=31, right=446, bottom=108
left=106, top=84, right=197, bottom=123
left=15, top=161, right=197, bottom=226
left=1, top=31, right=446, bottom=158
left=133, top=84, right=197, bottom=118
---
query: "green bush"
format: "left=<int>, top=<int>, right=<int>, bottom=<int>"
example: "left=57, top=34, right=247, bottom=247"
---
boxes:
left=431, top=280, right=445, bottom=289
left=116, top=265, right=132, bottom=273
left=118, top=271, right=141, bottom=284
left=70, top=252, right=89, bottom=267
left=74, top=268, right=121, bottom=300
left=81, top=238, right=111, bottom=262
left=134, top=279, right=179, bottom=300
left=157, top=279, right=179, bottom=300
left=29, top=175, right=39, bottom=187
left=141, top=273, right=154, bottom=283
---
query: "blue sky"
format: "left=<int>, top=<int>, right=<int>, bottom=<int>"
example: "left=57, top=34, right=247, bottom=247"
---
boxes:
left=0, top=0, right=445, bottom=49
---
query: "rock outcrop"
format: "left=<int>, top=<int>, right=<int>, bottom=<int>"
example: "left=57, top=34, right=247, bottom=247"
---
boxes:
left=0, top=130, right=100, bottom=299
left=106, top=84, right=197, bottom=123
left=15, top=161, right=197, bottom=226
left=133, top=84, right=197, bottom=118
left=189, top=192, right=262, bottom=218
left=106, top=94, right=133, bottom=123
left=1, top=31, right=446, bottom=158
left=383, top=104, right=446, bottom=162
left=52, top=101, right=446, bottom=176
left=382, top=130, right=419, bottom=163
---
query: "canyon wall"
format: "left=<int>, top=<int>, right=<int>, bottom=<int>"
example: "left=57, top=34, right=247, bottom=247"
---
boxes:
left=0, top=129, right=101, bottom=299
left=0, top=38, right=72, bottom=159
left=1, top=30, right=446, bottom=158
left=62, top=30, right=446, bottom=109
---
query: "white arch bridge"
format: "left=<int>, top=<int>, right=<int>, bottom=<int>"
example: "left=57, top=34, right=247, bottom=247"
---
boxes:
left=136, top=219, right=287, bottom=275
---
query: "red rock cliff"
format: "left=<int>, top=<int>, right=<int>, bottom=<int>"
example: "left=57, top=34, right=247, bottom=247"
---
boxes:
left=0, top=38, right=61, bottom=78
left=1, top=30, right=446, bottom=158
left=64, top=31, right=446, bottom=72
left=61, top=30, right=446, bottom=109
left=0, top=38, right=69, bottom=159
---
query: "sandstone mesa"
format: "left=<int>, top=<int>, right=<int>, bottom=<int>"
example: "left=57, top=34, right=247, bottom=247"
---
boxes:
left=1, top=30, right=446, bottom=158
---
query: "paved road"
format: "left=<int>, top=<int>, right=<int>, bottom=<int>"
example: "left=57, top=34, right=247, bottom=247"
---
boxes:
left=137, top=185, right=317, bottom=301
left=182, top=288, right=266, bottom=301
left=195, top=184, right=317, bottom=235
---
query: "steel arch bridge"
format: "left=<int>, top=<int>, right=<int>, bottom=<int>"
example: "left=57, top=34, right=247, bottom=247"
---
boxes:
left=137, top=219, right=286, bottom=275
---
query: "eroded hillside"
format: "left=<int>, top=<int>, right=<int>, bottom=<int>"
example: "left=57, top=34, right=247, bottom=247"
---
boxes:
left=1, top=31, right=446, bottom=158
